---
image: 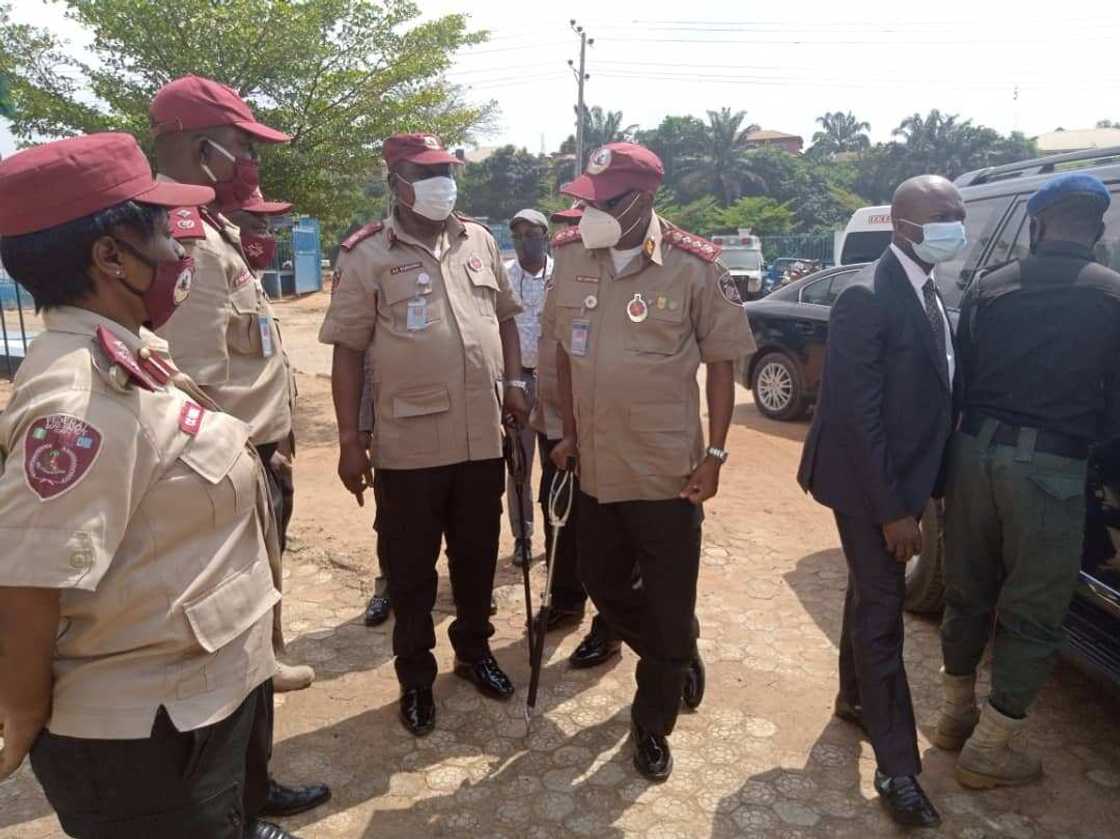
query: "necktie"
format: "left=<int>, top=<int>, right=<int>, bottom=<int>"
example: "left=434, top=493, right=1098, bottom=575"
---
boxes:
left=922, top=278, right=948, bottom=382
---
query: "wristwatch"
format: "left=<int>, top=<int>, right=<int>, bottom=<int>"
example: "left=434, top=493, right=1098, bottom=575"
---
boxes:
left=705, top=446, right=729, bottom=464
left=507, top=379, right=528, bottom=391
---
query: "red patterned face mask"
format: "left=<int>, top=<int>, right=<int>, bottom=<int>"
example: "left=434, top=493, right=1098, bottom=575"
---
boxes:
left=200, top=139, right=260, bottom=207
left=241, top=232, right=277, bottom=270
left=114, top=239, right=194, bottom=329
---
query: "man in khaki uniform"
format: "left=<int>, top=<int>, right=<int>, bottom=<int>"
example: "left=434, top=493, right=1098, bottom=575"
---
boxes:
left=321, top=133, right=527, bottom=737
left=148, top=75, right=329, bottom=823
left=544, top=142, right=755, bottom=781
left=0, top=132, right=292, bottom=838
left=148, top=75, right=310, bottom=694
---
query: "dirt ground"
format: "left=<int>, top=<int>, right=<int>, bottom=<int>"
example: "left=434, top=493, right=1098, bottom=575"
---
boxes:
left=2, top=292, right=1120, bottom=838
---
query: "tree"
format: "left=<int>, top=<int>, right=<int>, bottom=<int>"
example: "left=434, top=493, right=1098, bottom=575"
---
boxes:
left=717, top=197, right=794, bottom=235
left=560, top=104, right=637, bottom=166
left=1097, top=120, right=1119, bottom=129
left=0, top=0, right=492, bottom=238
left=654, top=193, right=723, bottom=234
left=635, top=115, right=707, bottom=200
left=809, top=111, right=871, bottom=158
left=679, top=107, right=763, bottom=205
left=457, top=146, right=550, bottom=222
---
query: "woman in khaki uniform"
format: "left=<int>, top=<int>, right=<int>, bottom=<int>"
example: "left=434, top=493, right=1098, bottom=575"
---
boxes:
left=0, top=134, right=298, bottom=839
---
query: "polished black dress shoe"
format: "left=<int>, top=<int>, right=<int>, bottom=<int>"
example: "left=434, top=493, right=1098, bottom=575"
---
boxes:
left=400, top=687, right=436, bottom=736
left=631, top=723, right=673, bottom=782
left=834, top=695, right=868, bottom=736
left=568, top=630, right=621, bottom=669
left=874, top=771, right=942, bottom=828
left=245, top=820, right=301, bottom=839
left=454, top=655, right=515, bottom=700
left=260, top=779, right=331, bottom=818
left=682, top=654, right=705, bottom=710
left=543, top=607, right=585, bottom=632
left=363, top=592, right=391, bottom=627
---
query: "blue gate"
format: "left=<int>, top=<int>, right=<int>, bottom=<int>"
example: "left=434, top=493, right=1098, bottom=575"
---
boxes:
left=0, top=266, right=34, bottom=379
left=292, top=218, right=322, bottom=295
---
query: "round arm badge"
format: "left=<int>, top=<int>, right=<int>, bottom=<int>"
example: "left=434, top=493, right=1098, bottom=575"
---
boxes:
left=718, top=272, right=744, bottom=306
left=24, top=414, right=103, bottom=501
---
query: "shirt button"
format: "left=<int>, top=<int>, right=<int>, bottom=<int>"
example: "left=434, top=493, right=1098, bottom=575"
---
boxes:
left=69, top=551, right=93, bottom=570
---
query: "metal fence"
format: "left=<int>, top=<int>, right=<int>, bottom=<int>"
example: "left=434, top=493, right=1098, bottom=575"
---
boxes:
left=0, top=261, right=34, bottom=380
left=760, top=233, right=835, bottom=265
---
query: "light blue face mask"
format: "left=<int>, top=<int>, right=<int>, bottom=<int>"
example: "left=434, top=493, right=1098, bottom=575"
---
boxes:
left=901, top=220, right=967, bottom=264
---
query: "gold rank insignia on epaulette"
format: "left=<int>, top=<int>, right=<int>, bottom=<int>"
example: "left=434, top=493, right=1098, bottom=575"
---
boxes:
left=663, top=228, right=722, bottom=263
left=340, top=220, right=385, bottom=252
left=552, top=226, right=583, bottom=248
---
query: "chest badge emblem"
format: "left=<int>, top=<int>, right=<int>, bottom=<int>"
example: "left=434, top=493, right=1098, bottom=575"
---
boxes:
left=626, top=293, right=649, bottom=323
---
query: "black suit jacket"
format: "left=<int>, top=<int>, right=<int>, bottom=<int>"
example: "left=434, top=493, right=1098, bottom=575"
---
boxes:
left=797, top=249, right=955, bottom=523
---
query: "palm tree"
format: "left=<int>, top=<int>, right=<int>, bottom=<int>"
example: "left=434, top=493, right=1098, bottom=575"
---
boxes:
left=810, top=111, right=871, bottom=157
left=581, top=105, right=637, bottom=149
left=680, top=108, right=763, bottom=206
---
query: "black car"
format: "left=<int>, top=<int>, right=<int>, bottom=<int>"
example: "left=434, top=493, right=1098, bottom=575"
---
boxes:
left=742, top=145, right=1120, bottom=688
left=742, top=262, right=870, bottom=421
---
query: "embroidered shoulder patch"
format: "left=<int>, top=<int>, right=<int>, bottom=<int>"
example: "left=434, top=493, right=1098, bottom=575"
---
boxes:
left=170, top=206, right=206, bottom=241
left=552, top=227, right=583, bottom=248
left=340, top=221, right=384, bottom=252
left=718, top=272, right=744, bottom=306
left=664, top=228, right=722, bottom=263
left=24, top=414, right=103, bottom=501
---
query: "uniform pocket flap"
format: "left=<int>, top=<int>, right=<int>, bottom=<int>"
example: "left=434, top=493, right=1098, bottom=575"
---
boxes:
left=629, top=402, right=687, bottom=432
left=1027, top=472, right=1084, bottom=502
left=184, top=560, right=280, bottom=654
left=557, top=281, right=590, bottom=308
left=393, top=386, right=451, bottom=418
left=229, top=281, right=260, bottom=315
left=178, top=414, right=251, bottom=484
left=469, top=267, right=499, bottom=291
left=382, top=273, right=419, bottom=306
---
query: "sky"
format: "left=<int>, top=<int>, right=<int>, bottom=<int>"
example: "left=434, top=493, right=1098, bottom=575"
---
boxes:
left=3, top=0, right=1120, bottom=158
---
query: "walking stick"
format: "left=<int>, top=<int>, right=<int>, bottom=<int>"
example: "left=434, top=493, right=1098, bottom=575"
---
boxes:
left=525, top=457, right=575, bottom=726
left=502, top=417, right=536, bottom=683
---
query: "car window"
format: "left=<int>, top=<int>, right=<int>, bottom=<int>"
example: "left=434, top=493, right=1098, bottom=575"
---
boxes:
left=824, top=270, right=865, bottom=305
left=841, top=230, right=892, bottom=264
left=799, top=275, right=833, bottom=305
left=940, top=196, right=1013, bottom=297
left=1096, top=190, right=1120, bottom=272
left=986, top=201, right=1030, bottom=266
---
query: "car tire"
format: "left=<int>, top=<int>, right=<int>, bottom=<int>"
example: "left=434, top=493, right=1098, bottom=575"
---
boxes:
left=904, top=500, right=946, bottom=615
left=751, top=352, right=809, bottom=421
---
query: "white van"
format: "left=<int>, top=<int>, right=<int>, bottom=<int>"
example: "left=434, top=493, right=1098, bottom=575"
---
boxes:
left=837, top=205, right=893, bottom=265
left=710, top=229, right=764, bottom=299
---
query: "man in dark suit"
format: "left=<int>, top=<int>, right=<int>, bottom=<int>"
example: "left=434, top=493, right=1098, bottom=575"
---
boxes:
left=797, top=174, right=965, bottom=828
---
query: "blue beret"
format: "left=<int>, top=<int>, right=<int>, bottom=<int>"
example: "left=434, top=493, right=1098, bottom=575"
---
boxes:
left=1027, top=173, right=1111, bottom=218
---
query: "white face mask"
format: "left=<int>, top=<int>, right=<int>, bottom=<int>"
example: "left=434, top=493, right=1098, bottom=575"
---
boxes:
left=578, top=193, right=644, bottom=250
left=405, top=175, right=457, bottom=221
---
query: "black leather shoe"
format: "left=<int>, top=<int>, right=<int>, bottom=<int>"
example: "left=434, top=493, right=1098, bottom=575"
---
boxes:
left=511, top=538, right=532, bottom=568
left=544, top=607, right=585, bottom=632
left=568, top=630, right=621, bottom=669
left=631, top=723, right=673, bottom=782
left=834, top=695, right=868, bottom=736
left=874, top=771, right=942, bottom=828
left=363, top=593, right=391, bottom=627
left=454, top=655, right=515, bottom=700
left=400, top=687, right=436, bottom=736
left=682, top=654, right=705, bottom=710
left=260, top=779, right=331, bottom=818
left=246, top=820, right=301, bottom=839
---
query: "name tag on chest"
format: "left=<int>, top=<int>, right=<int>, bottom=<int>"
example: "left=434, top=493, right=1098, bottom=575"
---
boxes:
left=258, top=314, right=275, bottom=357
left=570, top=319, right=591, bottom=357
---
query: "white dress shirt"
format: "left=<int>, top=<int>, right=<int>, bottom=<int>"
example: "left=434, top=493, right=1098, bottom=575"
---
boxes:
left=506, top=254, right=552, bottom=369
left=889, top=243, right=955, bottom=384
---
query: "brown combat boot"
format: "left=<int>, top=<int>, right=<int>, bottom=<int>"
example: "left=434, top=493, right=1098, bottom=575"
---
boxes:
left=931, top=669, right=980, bottom=751
left=955, top=702, right=1042, bottom=789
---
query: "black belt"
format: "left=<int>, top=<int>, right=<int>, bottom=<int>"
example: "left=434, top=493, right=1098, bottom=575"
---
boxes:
left=961, top=414, right=1089, bottom=460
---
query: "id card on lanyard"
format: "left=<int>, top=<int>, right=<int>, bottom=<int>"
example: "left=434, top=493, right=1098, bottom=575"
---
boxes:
left=258, top=313, right=274, bottom=357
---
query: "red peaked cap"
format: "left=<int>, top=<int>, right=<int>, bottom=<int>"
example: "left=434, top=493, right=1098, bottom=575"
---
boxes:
left=383, top=133, right=462, bottom=167
left=0, top=132, right=214, bottom=236
left=150, top=74, right=290, bottom=143
left=561, top=142, right=664, bottom=203
left=233, top=186, right=294, bottom=215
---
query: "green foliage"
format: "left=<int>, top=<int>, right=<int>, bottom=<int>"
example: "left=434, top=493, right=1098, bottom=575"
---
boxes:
left=457, top=145, right=551, bottom=223
left=655, top=193, right=722, bottom=233
left=717, top=196, right=795, bottom=235
left=809, top=111, right=871, bottom=158
left=0, top=0, right=492, bottom=239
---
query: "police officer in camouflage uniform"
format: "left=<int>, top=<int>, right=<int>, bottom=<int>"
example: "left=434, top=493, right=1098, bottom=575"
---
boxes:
left=936, top=173, right=1120, bottom=789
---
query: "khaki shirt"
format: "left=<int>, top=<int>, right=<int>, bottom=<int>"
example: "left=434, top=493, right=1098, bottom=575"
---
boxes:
left=156, top=196, right=294, bottom=446
left=542, top=215, right=756, bottom=503
left=0, top=307, right=279, bottom=739
left=319, top=213, right=522, bottom=470
left=529, top=280, right=564, bottom=440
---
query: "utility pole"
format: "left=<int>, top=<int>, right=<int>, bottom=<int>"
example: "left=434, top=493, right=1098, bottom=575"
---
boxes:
left=568, top=21, right=592, bottom=179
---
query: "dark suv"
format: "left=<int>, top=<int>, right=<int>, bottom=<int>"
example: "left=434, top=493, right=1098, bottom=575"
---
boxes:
left=746, top=146, right=1120, bottom=686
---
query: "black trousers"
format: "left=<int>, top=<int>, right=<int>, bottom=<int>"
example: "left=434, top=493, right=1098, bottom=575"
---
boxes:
left=834, top=512, right=921, bottom=778
left=375, top=459, right=504, bottom=689
left=577, top=492, right=701, bottom=736
left=256, top=441, right=293, bottom=552
left=30, top=681, right=272, bottom=839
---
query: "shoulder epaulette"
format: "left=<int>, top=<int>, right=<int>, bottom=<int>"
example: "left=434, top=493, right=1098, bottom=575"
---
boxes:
left=663, top=227, right=722, bottom=263
left=455, top=212, right=492, bottom=233
left=169, top=207, right=206, bottom=241
left=552, top=227, right=583, bottom=248
left=340, top=221, right=384, bottom=252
